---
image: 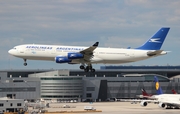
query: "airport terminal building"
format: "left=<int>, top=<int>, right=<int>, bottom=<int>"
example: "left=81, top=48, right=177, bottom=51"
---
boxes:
left=0, top=66, right=180, bottom=102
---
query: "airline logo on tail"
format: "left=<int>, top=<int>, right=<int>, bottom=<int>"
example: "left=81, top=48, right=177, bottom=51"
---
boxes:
left=149, top=38, right=161, bottom=43
left=155, top=82, right=160, bottom=90
left=154, top=76, right=163, bottom=95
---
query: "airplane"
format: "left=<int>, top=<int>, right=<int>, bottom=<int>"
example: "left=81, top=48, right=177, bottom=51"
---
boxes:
left=8, top=27, right=170, bottom=72
left=137, top=88, right=177, bottom=99
left=136, top=88, right=153, bottom=98
left=140, top=76, right=180, bottom=109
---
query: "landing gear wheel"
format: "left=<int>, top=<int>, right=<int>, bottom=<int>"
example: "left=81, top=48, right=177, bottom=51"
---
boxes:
left=80, top=65, right=85, bottom=69
left=89, top=66, right=92, bottom=70
left=23, top=59, right=27, bottom=66
left=24, top=63, right=27, bottom=66
left=84, top=66, right=90, bottom=72
left=91, top=68, right=95, bottom=72
left=84, top=68, right=89, bottom=72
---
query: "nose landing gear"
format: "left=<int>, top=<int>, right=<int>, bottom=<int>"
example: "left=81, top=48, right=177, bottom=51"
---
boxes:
left=23, top=59, right=27, bottom=66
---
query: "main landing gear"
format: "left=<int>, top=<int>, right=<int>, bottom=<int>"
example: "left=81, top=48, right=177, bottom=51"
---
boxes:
left=80, top=65, right=95, bottom=72
left=23, top=59, right=27, bottom=66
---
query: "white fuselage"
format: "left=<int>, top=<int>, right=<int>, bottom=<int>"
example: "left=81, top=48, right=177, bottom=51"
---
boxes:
left=154, top=94, right=180, bottom=106
left=8, top=44, right=166, bottom=64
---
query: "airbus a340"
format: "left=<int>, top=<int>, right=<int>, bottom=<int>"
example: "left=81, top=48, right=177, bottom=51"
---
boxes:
left=8, top=27, right=170, bottom=72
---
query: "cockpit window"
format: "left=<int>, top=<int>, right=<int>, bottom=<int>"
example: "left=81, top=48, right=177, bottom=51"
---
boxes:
left=13, top=48, right=16, bottom=49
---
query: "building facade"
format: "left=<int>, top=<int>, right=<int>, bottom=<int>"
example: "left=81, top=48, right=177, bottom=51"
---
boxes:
left=0, top=66, right=180, bottom=102
left=28, top=70, right=83, bottom=101
left=0, top=70, right=41, bottom=101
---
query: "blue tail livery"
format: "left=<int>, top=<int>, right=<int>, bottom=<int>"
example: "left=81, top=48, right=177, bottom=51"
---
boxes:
left=154, top=76, right=163, bottom=95
left=136, top=27, right=170, bottom=50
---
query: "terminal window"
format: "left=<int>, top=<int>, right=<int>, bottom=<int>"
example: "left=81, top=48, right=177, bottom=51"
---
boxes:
left=17, top=103, right=21, bottom=106
left=86, top=93, right=92, bottom=98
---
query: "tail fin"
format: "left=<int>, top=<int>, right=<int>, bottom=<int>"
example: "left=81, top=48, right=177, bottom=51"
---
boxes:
left=141, top=88, right=149, bottom=96
left=154, top=76, right=163, bottom=95
left=172, top=89, right=177, bottom=94
left=136, top=27, right=170, bottom=50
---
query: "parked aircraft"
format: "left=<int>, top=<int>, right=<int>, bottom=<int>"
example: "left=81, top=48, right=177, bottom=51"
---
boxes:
left=140, top=76, right=180, bottom=109
left=137, top=88, right=177, bottom=99
left=8, top=27, right=170, bottom=72
left=136, top=88, right=153, bottom=98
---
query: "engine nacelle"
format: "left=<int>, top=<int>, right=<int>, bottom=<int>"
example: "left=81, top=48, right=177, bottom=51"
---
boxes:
left=158, top=102, right=166, bottom=108
left=140, top=101, right=148, bottom=107
left=68, top=53, right=84, bottom=59
left=55, top=56, right=71, bottom=63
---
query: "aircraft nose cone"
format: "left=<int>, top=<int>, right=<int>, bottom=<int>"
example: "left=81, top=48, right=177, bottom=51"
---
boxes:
left=8, top=49, right=13, bottom=55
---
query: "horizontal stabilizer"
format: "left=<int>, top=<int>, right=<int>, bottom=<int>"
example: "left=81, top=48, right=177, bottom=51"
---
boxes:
left=147, top=50, right=167, bottom=56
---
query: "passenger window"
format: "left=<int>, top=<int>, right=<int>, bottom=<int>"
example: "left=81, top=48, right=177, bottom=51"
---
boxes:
left=0, top=103, right=3, bottom=107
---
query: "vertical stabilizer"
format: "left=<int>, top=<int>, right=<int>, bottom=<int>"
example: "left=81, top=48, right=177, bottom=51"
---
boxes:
left=172, top=89, right=177, bottom=94
left=136, top=27, right=170, bottom=50
left=154, top=76, right=163, bottom=95
left=141, top=88, right=149, bottom=96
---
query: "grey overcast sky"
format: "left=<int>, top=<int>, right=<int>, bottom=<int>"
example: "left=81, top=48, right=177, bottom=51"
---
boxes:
left=1, top=0, right=180, bottom=70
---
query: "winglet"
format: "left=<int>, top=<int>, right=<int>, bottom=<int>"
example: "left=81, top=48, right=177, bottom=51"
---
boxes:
left=154, top=76, right=163, bottom=95
left=93, top=42, right=99, bottom=47
left=80, top=42, right=99, bottom=54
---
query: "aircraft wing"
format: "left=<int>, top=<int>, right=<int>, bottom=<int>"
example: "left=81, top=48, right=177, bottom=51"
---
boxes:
left=80, top=42, right=99, bottom=62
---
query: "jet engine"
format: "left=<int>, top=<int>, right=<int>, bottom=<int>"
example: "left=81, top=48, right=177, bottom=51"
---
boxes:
left=140, top=101, right=148, bottom=107
left=55, top=56, right=71, bottom=63
left=68, top=53, right=83, bottom=59
left=158, top=102, right=166, bottom=108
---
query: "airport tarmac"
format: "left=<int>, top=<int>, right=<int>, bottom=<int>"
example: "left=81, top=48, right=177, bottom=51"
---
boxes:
left=38, top=102, right=180, bottom=114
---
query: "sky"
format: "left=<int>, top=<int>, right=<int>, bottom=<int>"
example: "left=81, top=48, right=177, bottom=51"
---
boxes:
left=1, top=0, right=180, bottom=70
